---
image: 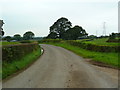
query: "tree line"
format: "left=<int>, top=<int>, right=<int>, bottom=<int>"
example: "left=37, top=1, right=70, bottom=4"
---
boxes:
left=2, top=31, right=35, bottom=42
left=1, top=17, right=119, bottom=42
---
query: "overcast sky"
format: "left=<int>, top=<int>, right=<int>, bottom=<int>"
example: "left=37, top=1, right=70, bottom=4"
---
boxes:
left=0, top=0, right=118, bottom=37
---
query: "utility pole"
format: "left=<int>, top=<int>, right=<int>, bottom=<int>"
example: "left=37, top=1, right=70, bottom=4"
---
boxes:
left=103, top=22, right=106, bottom=36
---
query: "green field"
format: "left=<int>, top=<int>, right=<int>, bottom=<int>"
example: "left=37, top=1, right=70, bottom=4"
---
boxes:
left=80, top=38, right=119, bottom=46
left=40, top=39, right=119, bottom=68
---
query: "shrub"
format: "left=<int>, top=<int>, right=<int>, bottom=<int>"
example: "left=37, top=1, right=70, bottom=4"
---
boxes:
left=2, top=43, right=40, bottom=63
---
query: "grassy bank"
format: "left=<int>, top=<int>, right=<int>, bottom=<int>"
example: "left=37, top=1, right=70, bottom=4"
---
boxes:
left=2, top=48, right=41, bottom=79
left=41, top=42, right=118, bottom=68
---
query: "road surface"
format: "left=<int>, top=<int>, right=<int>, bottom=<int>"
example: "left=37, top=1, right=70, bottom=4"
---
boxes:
left=3, top=44, right=118, bottom=88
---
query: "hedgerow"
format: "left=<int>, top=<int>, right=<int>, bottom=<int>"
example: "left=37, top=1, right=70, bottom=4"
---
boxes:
left=2, top=42, right=40, bottom=63
left=66, top=40, right=119, bottom=52
left=39, top=39, right=119, bottom=52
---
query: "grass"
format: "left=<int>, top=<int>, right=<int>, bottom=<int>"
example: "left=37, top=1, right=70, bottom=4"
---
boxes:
left=2, top=48, right=41, bottom=79
left=82, top=38, right=119, bottom=46
left=1, top=41, right=21, bottom=46
left=41, top=42, right=118, bottom=68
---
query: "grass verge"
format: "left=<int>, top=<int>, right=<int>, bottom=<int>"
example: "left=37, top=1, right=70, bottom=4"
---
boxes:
left=41, top=42, right=118, bottom=68
left=2, top=48, right=41, bottom=79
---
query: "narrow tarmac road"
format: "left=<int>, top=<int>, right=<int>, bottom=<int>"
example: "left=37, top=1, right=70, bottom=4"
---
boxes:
left=3, top=44, right=118, bottom=88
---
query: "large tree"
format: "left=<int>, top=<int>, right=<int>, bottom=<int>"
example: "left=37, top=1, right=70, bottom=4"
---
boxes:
left=13, top=34, right=21, bottom=41
left=46, top=32, right=58, bottom=39
left=47, top=17, right=88, bottom=40
left=63, top=25, right=88, bottom=40
left=4, top=36, right=12, bottom=42
left=49, top=17, right=72, bottom=39
left=23, top=31, right=35, bottom=40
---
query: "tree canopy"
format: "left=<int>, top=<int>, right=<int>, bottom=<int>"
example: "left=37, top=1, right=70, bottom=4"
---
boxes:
left=23, top=31, right=35, bottom=40
left=63, top=25, right=88, bottom=40
left=46, top=32, right=58, bottom=39
left=0, top=30, right=4, bottom=36
left=47, top=17, right=88, bottom=40
left=49, top=17, right=72, bottom=39
left=13, top=34, right=21, bottom=41
left=4, top=36, right=11, bottom=42
left=0, top=20, right=5, bottom=36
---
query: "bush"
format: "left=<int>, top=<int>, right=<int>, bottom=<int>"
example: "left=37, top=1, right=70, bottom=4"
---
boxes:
left=2, top=43, right=40, bottom=63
